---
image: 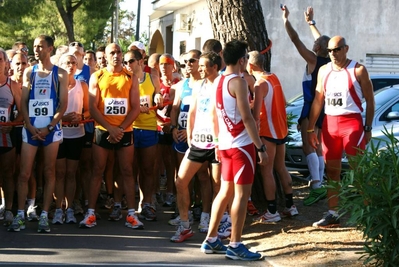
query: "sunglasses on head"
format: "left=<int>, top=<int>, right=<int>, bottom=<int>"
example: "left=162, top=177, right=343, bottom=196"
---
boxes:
left=327, top=45, right=345, bottom=53
left=20, top=47, right=29, bottom=53
left=123, top=59, right=136, bottom=65
left=69, top=42, right=83, bottom=48
left=184, top=58, right=198, bottom=64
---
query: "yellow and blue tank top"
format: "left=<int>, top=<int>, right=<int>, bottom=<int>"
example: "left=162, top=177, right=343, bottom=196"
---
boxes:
left=133, top=73, right=157, bottom=131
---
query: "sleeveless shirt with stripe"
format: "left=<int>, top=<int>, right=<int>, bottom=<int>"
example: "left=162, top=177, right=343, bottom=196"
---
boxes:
left=215, top=74, right=252, bottom=150
left=0, top=78, right=14, bottom=147
left=95, top=68, right=132, bottom=131
left=133, top=72, right=157, bottom=131
left=28, top=65, right=60, bottom=129
left=258, top=73, right=288, bottom=139
left=323, top=60, right=363, bottom=116
left=63, top=79, right=85, bottom=139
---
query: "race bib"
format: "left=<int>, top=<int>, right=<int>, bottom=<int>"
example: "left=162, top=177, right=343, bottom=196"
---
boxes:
left=29, top=99, right=54, bottom=117
left=193, top=127, right=213, bottom=143
left=178, top=111, right=188, bottom=128
left=140, top=95, right=151, bottom=108
left=0, top=107, right=9, bottom=122
left=325, top=90, right=347, bottom=108
left=104, top=98, right=128, bottom=116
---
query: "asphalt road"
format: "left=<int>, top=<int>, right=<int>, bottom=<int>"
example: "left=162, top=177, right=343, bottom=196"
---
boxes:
left=0, top=204, right=267, bottom=267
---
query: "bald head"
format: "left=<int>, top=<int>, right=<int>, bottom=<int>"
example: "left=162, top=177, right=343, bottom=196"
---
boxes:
left=105, top=43, right=122, bottom=67
left=328, top=36, right=347, bottom=48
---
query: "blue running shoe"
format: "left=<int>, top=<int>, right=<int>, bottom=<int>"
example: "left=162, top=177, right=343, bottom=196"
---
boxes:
left=201, top=239, right=227, bottom=254
left=226, top=244, right=263, bottom=261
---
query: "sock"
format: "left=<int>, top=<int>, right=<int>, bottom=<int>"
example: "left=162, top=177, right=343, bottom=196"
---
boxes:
left=229, top=242, right=241, bottom=248
left=285, top=194, right=294, bottom=208
left=84, top=200, right=89, bottom=206
left=40, top=211, right=48, bottom=218
left=128, top=208, right=135, bottom=215
left=267, top=199, right=277, bottom=214
left=27, top=198, right=35, bottom=208
left=329, top=210, right=338, bottom=217
left=181, top=220, right=190, bottom=229
left=200, top=212, right=210, bottom=220
left=87, top=208, right=95, bottom=215
left=306, top=153, right=321, bottom=188
left=318, top=156, right=325, bottom=185
left=1, top=197, right=5, bottom=206
left=207, top=236, right=218, bottom=243
left=17, top=209, right=25, bottom=219
left=55, top=208, right=62, bottom=213
left=114, top=202, right=122, bottom=208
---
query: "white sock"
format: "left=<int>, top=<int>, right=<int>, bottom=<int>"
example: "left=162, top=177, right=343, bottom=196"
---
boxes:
left=306, top=152, right=321, bottom=189
left=201, top=212, right=210, bottom=220
left=40, top=211, right=48, bottom=218
left=207, top=236, right=218, bottom=243
left=27, top=198, right=35, bottom=208
left=229, top=242, right=241, bottom=248
left=87, top=208, right=95, bottom=215
left=318, top=156, right=325, bottom=185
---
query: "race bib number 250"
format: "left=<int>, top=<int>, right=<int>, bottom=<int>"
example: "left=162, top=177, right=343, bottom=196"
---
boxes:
left=104, top=98, right=128, bottom=116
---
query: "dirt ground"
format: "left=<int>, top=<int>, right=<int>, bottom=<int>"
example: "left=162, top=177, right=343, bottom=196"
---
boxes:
left=242, top=173, right=369, bottom=267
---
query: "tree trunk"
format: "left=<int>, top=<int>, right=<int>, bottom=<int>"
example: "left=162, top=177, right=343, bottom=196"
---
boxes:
left=54, top=0, right=83, bottom=43
left=206, top=0, right=271, bottom=71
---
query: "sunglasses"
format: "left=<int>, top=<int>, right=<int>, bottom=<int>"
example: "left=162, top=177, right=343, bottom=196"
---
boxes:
left=243, top=54, right=249, bottom=59
left=179, top=63, right=186, bottom=69
left=123, top=59, right=136, bottom=65
left=20, top=47, right=29, bottom=53
left=327, top=45, right=345, bottom=53
left=184, top=58, right=198, bottom=64
left=69, top=42, right=83, bottom=48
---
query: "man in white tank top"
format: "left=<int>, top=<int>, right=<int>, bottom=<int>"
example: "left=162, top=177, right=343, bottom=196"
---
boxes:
left=307, top=36, right=375, bottom=228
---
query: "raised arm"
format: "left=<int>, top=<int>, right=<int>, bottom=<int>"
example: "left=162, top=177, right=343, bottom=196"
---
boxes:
left=304, top=6, right=321, bottom=40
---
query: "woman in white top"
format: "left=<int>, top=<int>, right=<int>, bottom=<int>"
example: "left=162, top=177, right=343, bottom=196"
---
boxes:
left=53, top=54, right=89, bottom=225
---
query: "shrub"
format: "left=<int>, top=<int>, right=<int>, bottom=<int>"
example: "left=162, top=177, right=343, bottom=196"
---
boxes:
left=337, top=127, right=399, bottom=267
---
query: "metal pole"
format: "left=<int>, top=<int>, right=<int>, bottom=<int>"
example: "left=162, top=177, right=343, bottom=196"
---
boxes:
left=135, top=0, right=141, bottom=41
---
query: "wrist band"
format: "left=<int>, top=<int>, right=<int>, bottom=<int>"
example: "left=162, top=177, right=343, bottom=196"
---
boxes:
left=306, top=129, right=315, bottom=133
left=214, top=137, right=219, bottom=143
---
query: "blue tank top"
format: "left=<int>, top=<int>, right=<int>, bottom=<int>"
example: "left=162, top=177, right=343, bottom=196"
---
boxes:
left=177, top=79, right=193, bottom=129
left=28, top=65, right=60, bottom=129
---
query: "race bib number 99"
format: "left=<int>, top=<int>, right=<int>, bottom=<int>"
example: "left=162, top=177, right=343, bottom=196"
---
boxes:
left=29, top=99, right=54, bottom=117
left=104, top=98, right=128, bottom=116
left=0, top=107, right=9, bottom=122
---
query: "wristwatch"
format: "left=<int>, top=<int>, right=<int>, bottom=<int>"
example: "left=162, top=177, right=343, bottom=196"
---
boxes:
left=47, top=124, right=55, bottom=132
left=256, top=144, right=267, bottom=152
left=308, top=20, right=316, bottom=26
left=364, top=125, right=372, bottom=132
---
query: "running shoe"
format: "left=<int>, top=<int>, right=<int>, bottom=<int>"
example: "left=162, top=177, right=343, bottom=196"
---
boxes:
left=163, top=193, right=176, bottom=207
left=217, top=219, right=232, bottom=239
left=192, top=205, right=202, bottom=221
left=155, top=192, right=164, bottom=206
left=27, top=206, right=39, bottom=222
left=303, top=187, right=327, bottom=206
left=7, top=214, right=25, bottom=232
left=247, top=200, right=260, bottom=216
left=79, top=212, right=97, bottom=228
left=313, top=212, right=340, bottom=228
left=253, top=211, right=281, bottom=223
left=72, top=200, right=84, bottom=215
left=104, top=196, right=114, bottom=209
left=38, top=215, right=51, bottom=233
left=0, top=205, right=4, bottom=220
left=170, top=225, right=194, bottom=243
left=3, top=210, right=14, bottom=226
left=139, top=205, right=157, bottom=221
left=201, top=239, right=227, bottom=254
left=226, top=244, right=262, bottom=261
left=282, top=205, right=299, bottom=217
left=125, top=213, right=144, bottom=229
left=198, top=213, right=210, bottom=233
left=108, top=205, right=122, bottom=221
left=52, top=209, right=65, bottom=225
left=65, top=209, right=77, bottom=224
left=168, top=212, right=193, bottom=226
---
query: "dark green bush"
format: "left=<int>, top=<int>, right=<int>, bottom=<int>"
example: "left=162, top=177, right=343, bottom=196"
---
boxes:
left=337, top=127, right=399, bottom=267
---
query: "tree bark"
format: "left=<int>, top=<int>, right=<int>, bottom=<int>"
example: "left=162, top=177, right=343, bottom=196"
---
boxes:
left=206, top=0, right=271, bottom=71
